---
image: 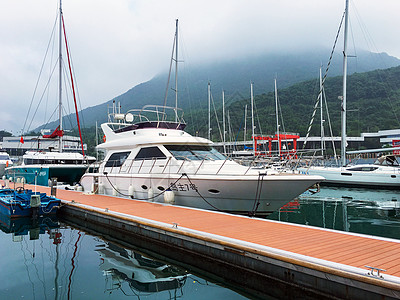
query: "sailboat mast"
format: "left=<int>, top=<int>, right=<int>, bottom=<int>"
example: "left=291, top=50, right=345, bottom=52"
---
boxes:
left=244, top=104, right=247, bottom=143
left=222, top=89, right=226, bottom=154
left=58, top=0, right=63, bottom=153
left=274, top=78, right=280, bottom=157
left=174, top=19, right=178, bottom=122
left=250, top=82, right=255, bottom=150
left=341, top=0, right=349, bottom=167
left=208, top=82, right=211, bottom=140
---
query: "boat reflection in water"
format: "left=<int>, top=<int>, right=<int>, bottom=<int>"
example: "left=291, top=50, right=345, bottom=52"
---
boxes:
left=96, top=242, right=188, bottom=296
left=269, top=186, right=400, bottom=240
left=0, top=212, right=60, bottom=240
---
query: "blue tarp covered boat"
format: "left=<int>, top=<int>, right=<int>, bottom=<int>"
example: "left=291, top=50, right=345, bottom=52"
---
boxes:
left=0, top=188, right=61, bottom=218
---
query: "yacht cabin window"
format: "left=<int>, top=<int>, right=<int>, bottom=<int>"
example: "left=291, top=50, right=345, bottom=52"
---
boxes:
left=134, top=147, right=166, bottom=160
left=0, top=155, right=9, bottom=160
left=346, top=166, right=378, bottom=172
left=105, top=151, right=131, bottom=167
left=24, top=158, right=89, bottom=165
left=165, top=145, right=226, bottom=160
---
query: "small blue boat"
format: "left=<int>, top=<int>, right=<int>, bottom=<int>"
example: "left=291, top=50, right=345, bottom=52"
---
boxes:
left=0, top=188, right=61, bottom=218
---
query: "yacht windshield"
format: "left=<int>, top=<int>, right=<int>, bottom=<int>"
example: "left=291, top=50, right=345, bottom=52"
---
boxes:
left=165, top=145, right=226, bottom=160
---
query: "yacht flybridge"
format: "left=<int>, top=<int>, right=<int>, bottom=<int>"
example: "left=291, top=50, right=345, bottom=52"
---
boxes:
left=80, top=106, right=323, bottom=216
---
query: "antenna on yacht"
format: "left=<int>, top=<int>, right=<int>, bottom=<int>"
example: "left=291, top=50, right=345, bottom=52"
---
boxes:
left=341, top=0, right=349, bottom=167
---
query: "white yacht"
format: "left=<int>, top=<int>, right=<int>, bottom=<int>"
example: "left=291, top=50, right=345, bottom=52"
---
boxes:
left=0, top=151, right=13, bottom=176
left=80, top=105, right=323, bottom=216
left=299, top=155, right=400, bottom=189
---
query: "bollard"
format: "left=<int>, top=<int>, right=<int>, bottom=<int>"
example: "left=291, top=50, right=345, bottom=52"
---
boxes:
left=50, top=178, right=57, bottom=197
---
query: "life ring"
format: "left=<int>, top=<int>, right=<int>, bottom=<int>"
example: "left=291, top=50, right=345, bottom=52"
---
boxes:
left=103, top=135, right=106, bottom=142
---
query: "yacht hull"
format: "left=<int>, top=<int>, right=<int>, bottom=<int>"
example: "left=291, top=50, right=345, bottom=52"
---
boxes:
left=298, top=166, right=400, bottom=189
left=81, top=173, right=322, bottom=216
left=5, top=165, right=89, bottom=186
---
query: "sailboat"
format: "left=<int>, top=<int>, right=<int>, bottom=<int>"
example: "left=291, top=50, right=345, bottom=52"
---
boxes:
left=4, top=0, right=95, bottom=186
left=298, top=0, right=400, bottom=189
left=79, top=20, right=323, bottom=216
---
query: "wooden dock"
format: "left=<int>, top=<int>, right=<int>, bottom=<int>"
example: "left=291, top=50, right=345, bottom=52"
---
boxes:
left=15, top=184, right=400, bottom=299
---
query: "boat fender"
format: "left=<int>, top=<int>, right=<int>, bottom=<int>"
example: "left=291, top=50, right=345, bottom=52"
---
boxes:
left=16, top=177, right=21, bottom=183
left=76, top=185, right=83, bottom=192
left=112, top=185, right=118, bottom=196
left=5, top=179, right=10, bottom=189
left=128, top=185, right=135, bottom=197
left=21, top=177, right=25, bottom=183
left=98, top=183, right=105, bottom=194
left=164, top=189, right=175, bottom=204
left=9, top=177, right=12, bottom=182
left=148, top=187, right=154, bottom=201
left=2, top=176, right=5, bottom=180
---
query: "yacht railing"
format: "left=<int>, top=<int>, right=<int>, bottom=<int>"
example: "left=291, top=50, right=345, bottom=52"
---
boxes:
left=99, top=156, right=257, bottom=176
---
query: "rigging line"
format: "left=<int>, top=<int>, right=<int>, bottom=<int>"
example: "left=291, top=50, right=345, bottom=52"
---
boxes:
left=351, top=1, right=400, bottom=124
left=179, top=28, right=198, bottom=133
left=210, top=92, right=223, bottom=142
left=63, top=35, right=87, bottom=131
left=62, top=15, right=85, bottom=156
left=44, top=21, right=58, bottom=125
left=323, top=86, right=338, bottom=163
left=303, top=10, right=346, bottom=149
left=254, top=98, right=263, bottom=137
left=22, top=14, right=59, bottom=135
left=163, top=28, right=177, bottom=110
left=26, top=60, right=59, bottom=133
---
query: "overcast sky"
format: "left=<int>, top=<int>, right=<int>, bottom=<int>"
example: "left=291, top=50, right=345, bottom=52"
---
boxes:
left=1, top=0, right=400, bottom=134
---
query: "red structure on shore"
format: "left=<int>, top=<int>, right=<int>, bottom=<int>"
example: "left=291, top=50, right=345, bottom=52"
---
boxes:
left=253, top=133, right=299, bottom=159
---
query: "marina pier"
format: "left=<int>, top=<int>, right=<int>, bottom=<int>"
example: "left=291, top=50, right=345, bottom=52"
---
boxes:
left=17, top=183, right=400, bottom=299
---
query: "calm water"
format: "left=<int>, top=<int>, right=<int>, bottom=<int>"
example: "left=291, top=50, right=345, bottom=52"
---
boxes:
left=1, top=186, right=399, bottom=299
left=0, top=216, right=246, bottom=299
left=269, top=186, right=400, bottom=240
